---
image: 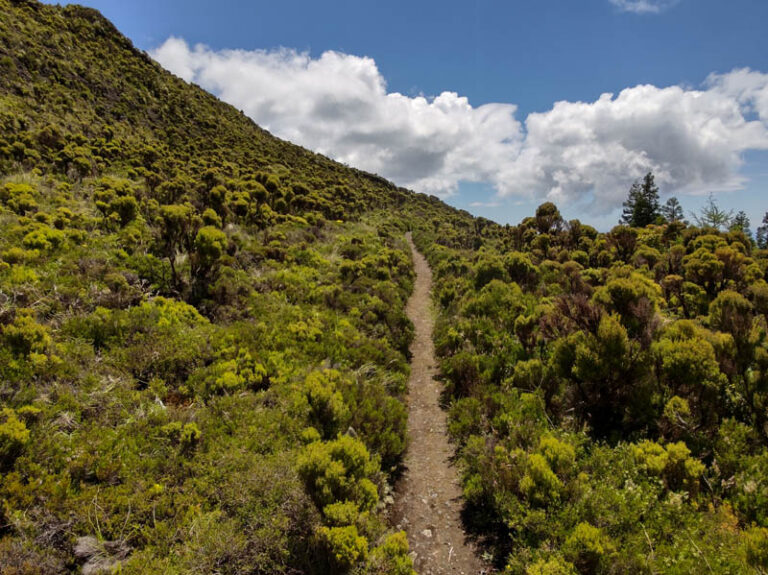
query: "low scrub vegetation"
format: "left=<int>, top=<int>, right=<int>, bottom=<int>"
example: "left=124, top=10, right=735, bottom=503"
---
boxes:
left=0, top=1, right=425, bottom=572
left=412, top=200, right=768, bottom=573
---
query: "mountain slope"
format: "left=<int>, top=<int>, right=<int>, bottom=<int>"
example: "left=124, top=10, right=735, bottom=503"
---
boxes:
left=0, top=0, right=428, bottom=219
left=0, top=1, right=478, bottom=573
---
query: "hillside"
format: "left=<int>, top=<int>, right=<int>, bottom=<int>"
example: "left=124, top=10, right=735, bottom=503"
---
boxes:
left=0, top=1, right=469, bottom=573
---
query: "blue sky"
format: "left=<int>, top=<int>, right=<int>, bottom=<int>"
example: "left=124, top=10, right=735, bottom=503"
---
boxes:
left=45, top=0, right=768, bottom=230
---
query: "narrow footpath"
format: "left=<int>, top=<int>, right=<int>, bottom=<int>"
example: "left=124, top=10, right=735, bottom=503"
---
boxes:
left=392, top=233, right=489, bottom=575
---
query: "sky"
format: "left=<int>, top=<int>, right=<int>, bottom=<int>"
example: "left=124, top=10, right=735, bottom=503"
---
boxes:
left=44, top=0, right=768, bottom=230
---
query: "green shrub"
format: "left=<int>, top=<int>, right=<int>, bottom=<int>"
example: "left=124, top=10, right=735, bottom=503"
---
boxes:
left=180, top=422, right=201, bottom=451
left=0, top=408, right=30, bottom=467
left=317, top=525, right=367, bottom=571
left=369, top=532, right=415, bottom=575
left=109, top=194, right=139, bottom=226
left=145, top=297, right=208, bottom=328
left=524, top=556, right=578, bottom=575
left=303, top=369, right=350, bottom=439
left=201, top=207, right=222, bottom=227
left=22, top=225, right=66, bottom=251
left=520, top=453, right=562, bottom=507
left=2, top=311, right=51, bottom=357
left=474, top=254, right=508, bottom=289
left=562, top=522, right=612, bottom=574
left=505, top=251, right=539, bottom=287
left=448, top=397, right=483, bottom=443
left=1, top=182, right=38, bottom=214
left=194, top=225, right=227, bottom=263
left=733, top=453, right=768, bottom=526
left=744, top=526, right=768, bottom=570
left=537, top=435, right=575, bottom=477
left=197, top=347, right=267, bottom=398
left=632, top=440, right=705, bottom=494
left=161, top=421, right=201, bottom=453
left=297, top=435, right=379, bottom=511
left=510, top=360, right=544, bottom=393
left=322, top=501, right=359, bottom=526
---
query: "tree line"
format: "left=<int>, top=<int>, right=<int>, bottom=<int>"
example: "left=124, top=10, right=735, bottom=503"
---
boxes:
left=620, top=171, right=764, bottom=243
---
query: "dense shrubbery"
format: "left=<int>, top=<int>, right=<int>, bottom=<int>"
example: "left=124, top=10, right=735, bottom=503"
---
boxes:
left=5, top=1, right=767, bottom=573
left=0, top=1, right=425, bottom=572
left=412, top=200, right=768, bottom=573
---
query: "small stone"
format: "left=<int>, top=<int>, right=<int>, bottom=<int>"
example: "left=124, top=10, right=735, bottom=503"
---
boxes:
left=421, top=529, right=433, bottom=538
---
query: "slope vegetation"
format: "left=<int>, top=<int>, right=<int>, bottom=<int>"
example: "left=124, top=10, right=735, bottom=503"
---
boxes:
left=0, top=1, right=463, bottom=573
left=411, top=203, right=768, bottom=573
left=5, top=2, right=764, bottom=574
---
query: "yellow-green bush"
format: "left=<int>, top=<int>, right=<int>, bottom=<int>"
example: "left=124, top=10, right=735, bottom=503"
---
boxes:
left=523, top=556, right=578, bottom=575
left=297, top=434, right=379, bottom=512
left=369, top=532, right=415, bottom=575
left=520, top=453, right=562, bottom=507
left=632, top=440, right=705, bottom=494
left=562, top=522, right=613, bottom=574
left=0, top=408, right=30, bottom=468
left=2, top=311, right=51, bottom=357
left=317, top=525, right=368, bottom=571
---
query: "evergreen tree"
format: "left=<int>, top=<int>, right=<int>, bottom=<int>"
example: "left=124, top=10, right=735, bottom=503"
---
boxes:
left=730, top=211, right=752, bottom=240
left=692, top=194, right=733, bottom=230
left=661, top=197, right=684, bottom=222
left=757, top=212, right=768, bottom=249
left=620, top=172, right=660, bottom=227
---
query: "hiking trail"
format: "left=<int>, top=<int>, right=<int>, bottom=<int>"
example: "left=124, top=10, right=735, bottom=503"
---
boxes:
left=391, top=233, right=490, bottom=575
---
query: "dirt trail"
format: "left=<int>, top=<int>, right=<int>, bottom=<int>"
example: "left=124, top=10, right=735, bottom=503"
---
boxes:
left=392, top=233, right=489, bottom=575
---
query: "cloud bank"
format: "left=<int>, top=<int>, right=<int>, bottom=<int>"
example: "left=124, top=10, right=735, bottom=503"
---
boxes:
left=152, top=38, right=768, bottom=215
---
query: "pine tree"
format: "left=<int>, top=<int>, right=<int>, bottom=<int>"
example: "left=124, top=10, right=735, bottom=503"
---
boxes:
left=620, top=182, right=642, bottom=226
left=692, top=194, right=733, bottom=230
left=661, top=197, right=684, bottom=222
left=756, top=213, right=768, bottom=249
left=620, top=172, right=660, bottom=227
left=730, top=211, right=752, bottom=240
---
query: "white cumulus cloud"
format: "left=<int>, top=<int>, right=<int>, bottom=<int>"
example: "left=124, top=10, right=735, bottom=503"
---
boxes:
left=151, top=38, right=768, bottom=215
left=502, top=81, right=768, bottom=210
left=151, top=38, right=522, bottom=196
